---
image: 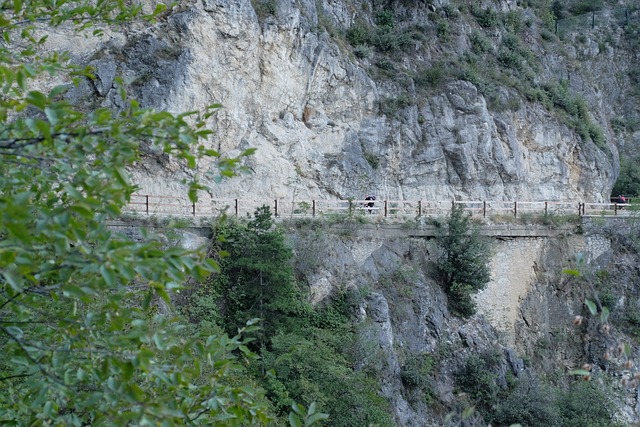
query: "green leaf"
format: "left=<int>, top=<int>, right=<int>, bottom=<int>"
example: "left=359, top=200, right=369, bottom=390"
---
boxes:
left=63, top=184, right=83, bottom=201
left=562, top=268, right=581, bottom=277
left=35, top=119, right=52, bottom=141
left=44, top=106, right=58, bottom=125
left=600, top=306, right=610, bottom=323
left=49, top=85, right=68, bottom=98
left=43, top=401, right=54, bottom=418
left=585, top=299, right=597, bottom=316
left=0, top=15, right=11, bottom=28
left=16, top=69, right=25, bottom=90
left=3, top=271, right=24, bottom=292
left=156, top=286, right=171, bottom=304
left=114, top=166, right=130, bottom=187
left=5, top=326, right=23, bottom=339
left=100, top=265, right=116, bottom=287
left=291, top=403, right=304, bottom=416
left=142, top=291, right=153, bottom=310
left=77, top=368, right=88, bottom=381
left=64, top=369, right=73, bottom=385
left=306, top=412, right=329, bottom=426
left=569, top=369, right=591, bottom=376
left=125, top=383, right=144, bottom=402
left=122, top=361, right=134, bottom=381
left=25, top=90, right=47, bottom=109
left=289, top=412, right=302, bottom=427
left=188, top=187, right=197, bottom=203
left=62, top=284, right=87, bottom=298
left=153, top=3, right=167, bottom=15
left=6, top=219, right=31, bottom=242
left=307, top=402, right=317, bottom=415
left=153, top=333, right=165, bottom=351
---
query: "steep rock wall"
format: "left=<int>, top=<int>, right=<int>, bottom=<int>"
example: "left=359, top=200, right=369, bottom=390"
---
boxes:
left=55, top=0, right=629, bottom=203
left=107, top=215, right=640, bottom=425
left=288, top=219, right=639, bottom=425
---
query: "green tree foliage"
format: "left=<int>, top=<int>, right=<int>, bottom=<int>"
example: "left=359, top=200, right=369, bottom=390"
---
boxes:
left=456, top=355, right=622, bottom=427
left=491, top=374, right=560, bottom=426
left=261, top=328, right=393, bottom=427
left=612, top=156, right=640, bottom=197
left=435, top=205, right=492, bottom=317
left=470, top=5, right=501, bottom=28
left=190, top=209, right=394, bottom=426
left=568, top=0, right=604, bottom=15
left=375, top=9, right=395, bottom=29
left=0, top=2, right=302, bottom=425
left=454, top=351, right=502, bottom=413
left=556, top=381, right=621, bottom=427
left=400, top=353, right=435, bottom=390
left=345, top=11, right=416, bottom=56
left=212, top=206, right=312, bottom=341
left=537, top=81, right=607, bottom=150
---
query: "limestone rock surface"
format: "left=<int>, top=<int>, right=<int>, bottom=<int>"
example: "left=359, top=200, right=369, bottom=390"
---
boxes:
left=57, top=0, right=634, bottom=204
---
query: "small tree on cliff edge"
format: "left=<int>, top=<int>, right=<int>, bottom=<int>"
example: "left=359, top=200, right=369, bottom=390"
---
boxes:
left=436, top=204, right=492, bottom=317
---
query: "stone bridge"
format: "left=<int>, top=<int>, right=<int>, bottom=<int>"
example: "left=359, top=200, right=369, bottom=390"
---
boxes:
left=107, top=216, right=632, bottom=348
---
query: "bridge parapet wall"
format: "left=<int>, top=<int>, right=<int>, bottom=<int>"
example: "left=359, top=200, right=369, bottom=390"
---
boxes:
left=582, top=215, right=640, bottom=235
left=106, top=217, right=627, bottom=348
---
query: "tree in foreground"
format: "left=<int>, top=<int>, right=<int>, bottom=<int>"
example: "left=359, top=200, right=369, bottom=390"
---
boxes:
left=435, top=204, right=492, bottom=317
left=0, top=1, right=325, bottom=425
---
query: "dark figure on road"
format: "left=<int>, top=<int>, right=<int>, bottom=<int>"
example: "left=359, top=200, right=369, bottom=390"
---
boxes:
left=365, top=195, right=376, bottom=214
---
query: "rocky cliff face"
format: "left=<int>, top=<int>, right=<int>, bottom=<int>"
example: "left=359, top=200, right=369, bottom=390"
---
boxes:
left=59, top=0, right=640, bottom=203
left=287, top=219, right=640, bottom=426
left=50, top=2, right=640, bottom=423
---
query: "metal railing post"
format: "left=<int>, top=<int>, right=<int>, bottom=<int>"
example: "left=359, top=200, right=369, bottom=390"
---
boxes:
left=192, top=201, right=196, bottom=216
left=451, top=200, right=455, bottom=212
left=614, top=203, right=618, bottom=216
left=544, top=201, right=548, bottom=216
left=483, top=201, right=486, bottom=217
left=384, top=200, right=388, bottom=217
left=312, top=200, right=316, bottom=217
left=234, top=199, right=238, bottom=216
left=274, top=199, right=278, bottom=217
left=418, top=200, right=422, bottom=217
left=145, top=195, right=149, bottom=215
left=514, top=201, right=517, bottom=218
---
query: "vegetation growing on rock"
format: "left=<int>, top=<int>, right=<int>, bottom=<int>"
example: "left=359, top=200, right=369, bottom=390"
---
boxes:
left=435, top=205, right=492, bottom=317
left=182, top=207, right=394, bottom=426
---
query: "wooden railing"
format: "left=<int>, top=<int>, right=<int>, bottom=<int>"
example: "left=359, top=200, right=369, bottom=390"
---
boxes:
left=122, top=194, right=637, bottom=219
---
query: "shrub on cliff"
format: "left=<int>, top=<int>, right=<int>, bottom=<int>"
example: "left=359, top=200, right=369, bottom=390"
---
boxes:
left=188, top=207, right=394, bottom=426
left=210, top=205, right=312, bottom=343
left=612, top=156, right=640, bottom=197
left=435, top=205, right=492, bottom=317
